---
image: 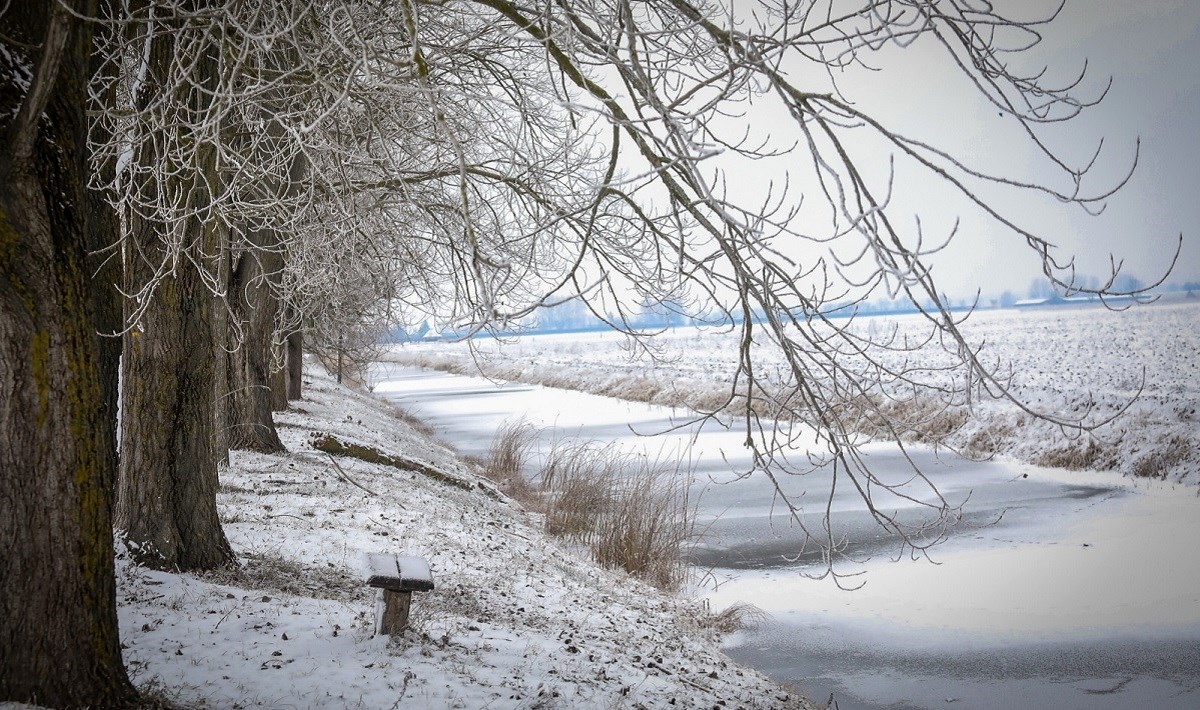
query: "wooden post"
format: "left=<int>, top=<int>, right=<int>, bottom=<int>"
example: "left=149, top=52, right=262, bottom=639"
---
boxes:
left=364, top=553, right=434, bottom=637
left=337, top=332, right=343, bottom=384
left=379, top=590, right=413, bottom=635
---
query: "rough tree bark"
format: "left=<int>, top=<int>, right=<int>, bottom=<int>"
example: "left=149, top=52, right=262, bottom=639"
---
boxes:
left=114, top=4, right=234, bottom=571
left=287, top=323, right=303, bottom=400
left=87, top=0, right=124, bottom=511
left=270, top=335, right=288, bottom=412
left=214, top=228, right=232, bottom=465
left=0, top=1, right=138, bottom=704
left=116, top=240, right=234, bottom=570
left=226, top=231, right=287, bottom=452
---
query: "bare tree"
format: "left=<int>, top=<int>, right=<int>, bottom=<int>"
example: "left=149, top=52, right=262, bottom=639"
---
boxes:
left=0, top=0, right=137, bottom=704
left=222, top=60, right=311, bottom=447
left=383, top=0, right=1177, bottom=584
left=105, top=0, right=234, bottom=569
left=0, top=0, right=1175, bottom=700
left=225, top=226, right=288, bottom=452
left=94, top=0, right=346, bottom=559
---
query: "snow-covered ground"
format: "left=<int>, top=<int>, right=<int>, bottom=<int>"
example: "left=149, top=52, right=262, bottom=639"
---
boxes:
left=105, top=363, right=811, bottom=709
left=387, top=300, right=1200, bottom=482
left=370, top=365, right=1200, bottom=710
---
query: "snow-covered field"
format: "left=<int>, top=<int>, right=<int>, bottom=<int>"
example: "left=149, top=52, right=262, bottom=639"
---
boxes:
left=105, top=363, right=810, bottom=709
left=387, top=300, right=1200, bottom=482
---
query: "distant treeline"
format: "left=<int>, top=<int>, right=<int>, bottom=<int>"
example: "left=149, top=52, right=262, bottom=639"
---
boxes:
left=387, top=281, right=1199, bottom=342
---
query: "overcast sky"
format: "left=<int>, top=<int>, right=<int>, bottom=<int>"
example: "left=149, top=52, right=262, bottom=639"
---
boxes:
left=888, top=0, right=1200, bottom=297
left=978, top=0, right=1200, bottom=295
left=715, top=0, right=1200, bottom=299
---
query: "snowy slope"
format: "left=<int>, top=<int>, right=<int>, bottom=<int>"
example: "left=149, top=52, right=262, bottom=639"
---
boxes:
left=108, top=363, right=812, bottom=709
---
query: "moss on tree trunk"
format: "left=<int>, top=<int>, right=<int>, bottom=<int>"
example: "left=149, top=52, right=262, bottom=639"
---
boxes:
left=0, top=1, right=137, bottom=704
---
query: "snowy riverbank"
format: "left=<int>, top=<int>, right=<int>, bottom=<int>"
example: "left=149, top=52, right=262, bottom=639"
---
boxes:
left=372, top=365, right=1200, bottom=710
left=103, top=362, right=812, bottom=709
left=387, top=300, right=1200, bottom=483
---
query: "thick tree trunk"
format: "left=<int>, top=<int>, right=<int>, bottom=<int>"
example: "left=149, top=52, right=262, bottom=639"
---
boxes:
left=113, top=4, right=233, bottom=571
left=0, top=1, right=137, bottom=705
left=87, top=0, right=124, bottom=523
left=287, top=326, right=303, bottom=400
left=225, top=99, right=303, bottom=443
left=116, top=254, right=234, bottom=570
left=226, top=235, right=287, bottom=452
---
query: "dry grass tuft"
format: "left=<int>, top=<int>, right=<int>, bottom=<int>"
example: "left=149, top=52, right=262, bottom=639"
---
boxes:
left=963, top=422, right=1016, bottom=459
left=485, top=419, right=538, bottom=479
left=1132, top=434, right=1193, bottom=478
left=874, top=395, right=969, bottom=444
left=543, top=441, right=694, bottom=591
left=589, top=465, right=693, bottom=591
left=476, top=421, right=695, bottom=591
left=479, top=419, right=542, bottom=508
left=1036, top=438, right=1115, bottom=471
left=541, top=440, right=614, bottom=539
left=695, top=601, right=770, bottom=634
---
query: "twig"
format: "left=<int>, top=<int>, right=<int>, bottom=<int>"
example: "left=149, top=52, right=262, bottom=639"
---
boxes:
left=214, top=600, right=241, bottom=630
left=264, top=513, right=311, bottom=523
left=326, top=452, right=381, bottom=498
left=675, top=674, right=709, bottom=693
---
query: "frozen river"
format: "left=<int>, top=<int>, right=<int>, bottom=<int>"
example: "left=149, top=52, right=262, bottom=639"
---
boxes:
left=370, top=364, right=1200, bottom=709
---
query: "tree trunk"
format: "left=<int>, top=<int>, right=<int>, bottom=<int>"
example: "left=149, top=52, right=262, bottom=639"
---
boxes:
left=0, top=1, right=137, bottom=704
left=270, top=343, right=289, bottom=411
left=225, top=99, right=303, bottom=441
left=116, top=253, right=234, bottom=570
left=113, top=4, right=233, bottom=571
left=337, top=332, right=344, bottom=384
left=87, top=0, right=124, bottom=520
left=226, top=233, right=287, bottom=452
left=213, top=226, right=232, bottom=466
left=287, top=326, right=303, bottom=400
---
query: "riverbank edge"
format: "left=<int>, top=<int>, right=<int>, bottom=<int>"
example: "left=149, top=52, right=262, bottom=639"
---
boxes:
left=379, top=341, right=1198, bottom=485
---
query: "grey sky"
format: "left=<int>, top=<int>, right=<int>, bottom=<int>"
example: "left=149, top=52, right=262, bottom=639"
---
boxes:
left=906, top=0, right=1200, bottom=296
left=715, top=0, right=1200, bottom=299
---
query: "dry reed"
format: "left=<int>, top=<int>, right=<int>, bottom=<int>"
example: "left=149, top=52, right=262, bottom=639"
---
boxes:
left=480, top=419, right=542, bottom=508
left=480, top=419, right=696, bottom=591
